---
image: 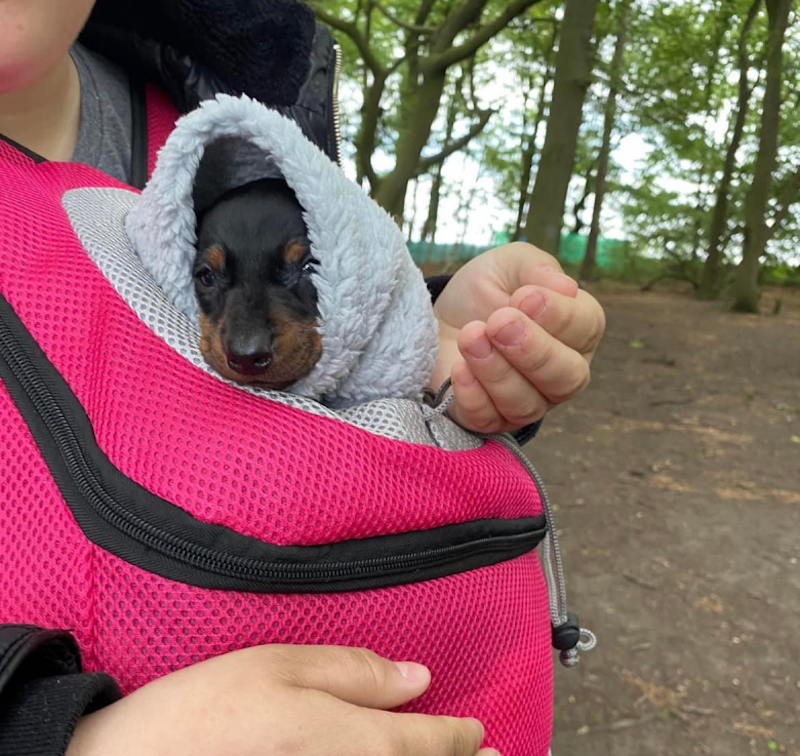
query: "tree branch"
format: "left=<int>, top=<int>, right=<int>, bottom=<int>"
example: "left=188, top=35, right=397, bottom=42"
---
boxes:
left=415, top=0, right=438, bottom=26
left=414, top=108, right=495, bottom=175
left=424, top=0, right=546, bottom=74
left=373, top=2, right=436, bottom=33
left=433, top=0, right=491, bottom=50
left=310, top=4, right=385, bottom=76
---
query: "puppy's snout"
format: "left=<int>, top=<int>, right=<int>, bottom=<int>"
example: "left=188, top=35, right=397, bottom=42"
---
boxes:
left=224, top=332, right=274, bottom=376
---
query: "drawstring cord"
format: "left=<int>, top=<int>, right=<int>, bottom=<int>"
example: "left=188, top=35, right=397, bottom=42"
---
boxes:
left=423, top=381, right=596, bottom=667
left=421, top=378, right=456, bottom=420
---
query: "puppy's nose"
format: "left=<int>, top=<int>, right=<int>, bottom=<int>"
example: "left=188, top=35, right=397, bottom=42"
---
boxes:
left=225, top=334, right=273, bottom=376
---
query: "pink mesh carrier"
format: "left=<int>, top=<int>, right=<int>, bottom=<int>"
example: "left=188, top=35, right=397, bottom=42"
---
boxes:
left=0, top=87, right=558, bottom=754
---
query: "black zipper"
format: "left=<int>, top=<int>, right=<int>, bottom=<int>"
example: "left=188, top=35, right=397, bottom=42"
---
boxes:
left=0, top=295, right=546, bottom=593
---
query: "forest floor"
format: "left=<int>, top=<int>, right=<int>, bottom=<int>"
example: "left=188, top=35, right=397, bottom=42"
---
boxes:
left=525, top=283, right=800, bottom=756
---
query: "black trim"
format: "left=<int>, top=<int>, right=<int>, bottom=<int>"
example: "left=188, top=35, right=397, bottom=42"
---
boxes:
left=0, top=134, right=48, bottom=164
left=0, top=294, right=546, bottom=594
left=129, top=76, right=149, bottom=189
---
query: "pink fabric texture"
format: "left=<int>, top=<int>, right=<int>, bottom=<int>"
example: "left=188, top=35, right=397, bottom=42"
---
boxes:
left=0, top=90, right=554, bottom=755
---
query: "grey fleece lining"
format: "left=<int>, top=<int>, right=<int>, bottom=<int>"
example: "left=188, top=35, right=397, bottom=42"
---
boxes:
left=124, top=94, right=439, bottom=407
left=62, top=187, right=482, bottom=451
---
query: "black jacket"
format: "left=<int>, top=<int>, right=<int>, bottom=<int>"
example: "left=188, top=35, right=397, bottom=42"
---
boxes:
left=0, top=3, right=538, bottom=751
left=80, top=0, right=342, bottom=167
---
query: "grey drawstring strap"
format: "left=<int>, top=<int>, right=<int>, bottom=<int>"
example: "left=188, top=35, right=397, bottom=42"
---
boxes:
left=495, top=434, right=596, bottom=668
left=423, top=384, right=596, bottom=667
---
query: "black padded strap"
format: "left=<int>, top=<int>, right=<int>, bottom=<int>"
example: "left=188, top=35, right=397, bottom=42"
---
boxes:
left=0, top=625, right=121, bottom=756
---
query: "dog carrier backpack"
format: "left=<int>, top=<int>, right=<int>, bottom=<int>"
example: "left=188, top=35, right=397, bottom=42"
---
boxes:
left=0, top=86, right=591, bottom=756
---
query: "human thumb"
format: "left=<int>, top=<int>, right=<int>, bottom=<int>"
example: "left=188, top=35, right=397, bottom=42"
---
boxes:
left=267, top=645, right=431, bottom=710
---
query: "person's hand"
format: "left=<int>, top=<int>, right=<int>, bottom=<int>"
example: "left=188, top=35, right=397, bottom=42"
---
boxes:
left=430, top=242, right=606, bottom=434
left=67, top=645, right=500, bottom=756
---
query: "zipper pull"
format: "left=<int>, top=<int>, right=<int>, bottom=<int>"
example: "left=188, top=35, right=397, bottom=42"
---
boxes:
left=542, top=513, right=597, bottom=668
left=552, top=612, right=597, bottom=668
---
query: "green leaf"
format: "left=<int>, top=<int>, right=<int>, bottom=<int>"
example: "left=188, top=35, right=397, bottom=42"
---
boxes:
left=767, top=740, right=779, bottom=752
left=629, top=340, right=645, bottom=349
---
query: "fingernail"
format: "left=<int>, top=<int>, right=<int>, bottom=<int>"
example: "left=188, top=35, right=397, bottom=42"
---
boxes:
left=394, top=661, right=429, bottom=683
left=466, top=335, right=493, bottom=359
left=492, top=320, right=524, bottom=347
left=520, top=291, right=547, bottom=319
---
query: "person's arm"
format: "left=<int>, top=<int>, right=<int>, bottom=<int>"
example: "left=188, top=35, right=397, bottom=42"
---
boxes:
left=0, top=625, right=121, bottom=756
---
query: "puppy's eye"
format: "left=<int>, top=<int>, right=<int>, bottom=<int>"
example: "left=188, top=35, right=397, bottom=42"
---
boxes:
left=196, top=267, right=217, bottom=288
left=301, top=257, right=319, bottom=276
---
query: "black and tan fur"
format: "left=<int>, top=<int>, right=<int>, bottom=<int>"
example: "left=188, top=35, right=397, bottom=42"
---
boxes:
left=193, top=178, right=322, bottom=387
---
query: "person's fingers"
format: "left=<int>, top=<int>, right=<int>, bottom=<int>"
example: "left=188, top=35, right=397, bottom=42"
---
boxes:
left=263, top=645, right=430, bottom=710
left=485, top=308, right=591, bottom=405
left=456, top=324, right=548, bottom=428
left=517, top=262, right=580, bottom=299
left=487, top=242, right=574, bottom=298
left=512, top=285, right=606, bottom=358
left=449, top=358, right=511, bottom=434
left=502, top=242, right=579, bottom=300
left=368, top=709, right=487, bottom=756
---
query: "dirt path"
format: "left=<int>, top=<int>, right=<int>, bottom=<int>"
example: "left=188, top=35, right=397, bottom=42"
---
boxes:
left=525, top=285, right=800, bottom=756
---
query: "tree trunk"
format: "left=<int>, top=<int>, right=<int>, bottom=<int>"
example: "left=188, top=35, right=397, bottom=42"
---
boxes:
left=698, top=0, right=761, bottom=299
left=422, top=168, right=444, bottom=243
left=572, top=165, right=596, bottom=234
left=513, top=25, right=558, bottom=241
left=524, top=0, right=600, bottom=254
left=355, top=70, right=388, bottom=192
left=373, top=72, right=449, bottom=220
left=407, top=178, right=419, bottom=239
left=732, top=0, right=791, bottom=313
left=690, top=0, right=733, bottom=278
left=421, top=71, right=465, bottom=242
left=581, top=0, right=631, bottom=283
left=457, top=160, right=485, bottom=246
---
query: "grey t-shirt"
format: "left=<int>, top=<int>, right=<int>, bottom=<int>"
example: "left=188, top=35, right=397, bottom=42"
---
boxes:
left=69, top=43, right=134, bottom=185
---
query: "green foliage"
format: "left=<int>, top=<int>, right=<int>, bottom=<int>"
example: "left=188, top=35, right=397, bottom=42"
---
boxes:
left=318, top=0, right=800, bottom=288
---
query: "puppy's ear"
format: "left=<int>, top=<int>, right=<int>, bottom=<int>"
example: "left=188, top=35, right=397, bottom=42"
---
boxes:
left=204, top=244, right=227, bottom=271
left=284, top=238, right=311, bottom=265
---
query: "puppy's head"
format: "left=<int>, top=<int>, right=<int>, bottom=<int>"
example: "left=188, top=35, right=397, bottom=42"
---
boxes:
left=193, top=179, right=322, bottom=387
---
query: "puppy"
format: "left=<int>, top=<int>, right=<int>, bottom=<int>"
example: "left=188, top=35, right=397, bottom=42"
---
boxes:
left=193, top=178, right=322, bottom=388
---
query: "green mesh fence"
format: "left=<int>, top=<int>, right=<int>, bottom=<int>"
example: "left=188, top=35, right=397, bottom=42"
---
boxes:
left=408, top=233, right=633, bottom=273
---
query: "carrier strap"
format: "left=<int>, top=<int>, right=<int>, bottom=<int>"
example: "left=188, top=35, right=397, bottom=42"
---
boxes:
left=144, top=84, right=180, bottom=181
left=0, top=82, right=179, bottom=186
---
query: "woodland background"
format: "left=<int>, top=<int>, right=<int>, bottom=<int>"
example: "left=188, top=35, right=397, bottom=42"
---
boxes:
left=315, top=2, right=800, bottom=754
